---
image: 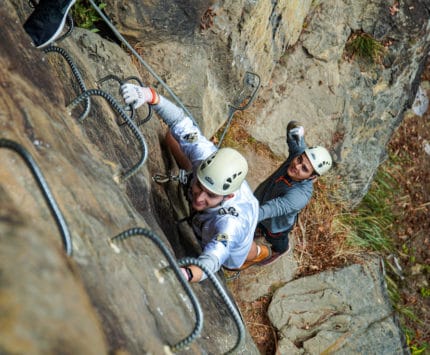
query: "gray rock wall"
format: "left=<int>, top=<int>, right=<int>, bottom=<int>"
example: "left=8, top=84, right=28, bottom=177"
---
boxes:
left=268, top=258, right=408, bottom=354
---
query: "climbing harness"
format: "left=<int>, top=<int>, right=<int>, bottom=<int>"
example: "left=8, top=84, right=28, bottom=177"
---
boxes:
left=217, top=71, right=261, bottom=148
left=178, top=257, right=245, bottom=354
left=109, top=228, right=204, bottom=352
left=152, top=169, right=190, bottom=185
left=0, top=138, right=73, bottom=256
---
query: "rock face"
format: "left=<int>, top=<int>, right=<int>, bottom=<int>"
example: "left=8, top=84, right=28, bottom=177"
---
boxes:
left=1, top=0, right=426, bottom=353
left=105, top=0, right=430, bottom=206
left=2, top=2, right=258, bottom=354
left=268, top=258, right=407, bottom=354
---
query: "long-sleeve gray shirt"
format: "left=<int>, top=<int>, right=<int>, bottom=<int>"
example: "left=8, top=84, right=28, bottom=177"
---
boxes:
left=254, top=128, right=313, bottom=234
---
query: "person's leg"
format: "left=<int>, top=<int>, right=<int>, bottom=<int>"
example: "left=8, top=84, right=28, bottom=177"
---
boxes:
left=246, top=242, right=259, bottom=260
left=256, top=224, right=295, bottom=266
left=264, top=233, right=290, bottom=253
left=258, top=223, right=291, bottom=253
left=165, top=131, right=192, bottom=171
left=24, top=0, right=76, bottom=48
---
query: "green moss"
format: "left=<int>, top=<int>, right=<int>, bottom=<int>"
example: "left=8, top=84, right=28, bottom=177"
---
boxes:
left=71, top=0, right=106, bottom=32
left=345, top=31, right=385, bottom=64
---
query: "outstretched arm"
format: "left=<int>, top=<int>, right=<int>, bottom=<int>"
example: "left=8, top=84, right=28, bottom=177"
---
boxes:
left=258, top=188, right=311, bottom=222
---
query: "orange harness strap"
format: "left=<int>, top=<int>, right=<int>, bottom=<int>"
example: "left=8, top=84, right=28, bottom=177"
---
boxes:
left=275, top=175, right=292, bottom=187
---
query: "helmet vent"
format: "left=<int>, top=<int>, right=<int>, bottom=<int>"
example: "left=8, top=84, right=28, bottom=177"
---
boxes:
left=223, top=171, right=243, bottom=191
left=204, top=176, right=214, bottom=185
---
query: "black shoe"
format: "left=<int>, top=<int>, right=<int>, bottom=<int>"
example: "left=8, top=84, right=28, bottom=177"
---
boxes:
left=23, top=0, right=76, bottom=48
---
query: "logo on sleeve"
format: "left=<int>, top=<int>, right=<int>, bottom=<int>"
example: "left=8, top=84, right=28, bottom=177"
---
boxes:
left=182, top=132, right=198, bottom=143
left=215, top=233, right=229, bottom=247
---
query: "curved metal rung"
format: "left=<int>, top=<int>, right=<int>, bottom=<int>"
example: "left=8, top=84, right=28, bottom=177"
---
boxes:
left=178, top=257, right=245, bottom=354
left=97, top=74, right=153, bottom=127
left=67, top=89, right=148, bottom=181
left=109, top=228, right=204, bottom=352
left=43, top=46, right=91, bottom=121
left=0, top=138, right=73, bottom=256
left=55, top=14, right=74, bottom=43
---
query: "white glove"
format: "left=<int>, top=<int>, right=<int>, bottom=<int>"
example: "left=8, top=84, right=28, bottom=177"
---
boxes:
left=120, top=84, right=159, bottom=109
left=289, top=126, right=304, bottom=141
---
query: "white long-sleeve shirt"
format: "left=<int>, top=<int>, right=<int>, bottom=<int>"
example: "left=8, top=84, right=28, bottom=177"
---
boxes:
left=154, top=96, right=259, bottom=274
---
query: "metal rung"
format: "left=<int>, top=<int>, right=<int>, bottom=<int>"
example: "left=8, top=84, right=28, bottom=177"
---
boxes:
left=97, top=74, right=153, bottom=127
left=0, top=138, right=73, bottom=256
left=178, top=257, right=245, bottom=354
left=67, top=89, right=148, bottom=181
left=217, top=72, right=261, bottom=148
left=109, top=228, right=204, bottom=352
left=43, top=46, right=91, bottom=121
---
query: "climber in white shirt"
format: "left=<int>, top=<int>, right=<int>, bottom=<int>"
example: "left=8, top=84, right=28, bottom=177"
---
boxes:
left=121, top=84, right=272, bottom=282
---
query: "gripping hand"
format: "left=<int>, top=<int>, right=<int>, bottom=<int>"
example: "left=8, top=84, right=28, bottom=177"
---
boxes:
left=286, top=120, right=304, bottom=144
left=120, top=84, right=159, bottom=109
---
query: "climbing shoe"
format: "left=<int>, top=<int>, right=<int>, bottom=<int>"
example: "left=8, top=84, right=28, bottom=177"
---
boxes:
left=23, top=0, right=76, bottom=48
left=236, top=244, right=272, bottom=271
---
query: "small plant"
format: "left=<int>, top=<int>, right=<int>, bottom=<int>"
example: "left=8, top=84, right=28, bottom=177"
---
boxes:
left=420, top=287, right=430, bottom=298
left=345, top=31, right=385, bottom=64
left=405, top=328, right=429, bottom=355
left=339, top=170, right=396, bottom=252
left=71, top=0, right=106, bottom=32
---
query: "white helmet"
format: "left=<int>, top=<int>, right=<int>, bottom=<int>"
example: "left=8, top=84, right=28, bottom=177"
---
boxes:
left=304, top=146, right=332, bottom=176
left=197, top=148, right=248, bottom=195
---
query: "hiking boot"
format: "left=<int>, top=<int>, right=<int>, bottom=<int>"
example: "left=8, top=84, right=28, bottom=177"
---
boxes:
left=236, top=244, right=272, bottom=271
left=24, top=0, right=76, bottom=48
left=259, top=243, right=292, bottom=267
left=258, top=251, right=284, bottom=266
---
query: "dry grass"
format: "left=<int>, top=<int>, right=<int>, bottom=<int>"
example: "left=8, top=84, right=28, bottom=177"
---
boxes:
left=293, top=179, right=366, bottom=278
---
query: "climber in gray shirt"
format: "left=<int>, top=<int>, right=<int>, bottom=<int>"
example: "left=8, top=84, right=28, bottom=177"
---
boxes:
left=254, top=121, right=333, bottom=263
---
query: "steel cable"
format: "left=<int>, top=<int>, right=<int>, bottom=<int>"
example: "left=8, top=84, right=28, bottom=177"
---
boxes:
left=87, top=0, right=198, bottom=125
